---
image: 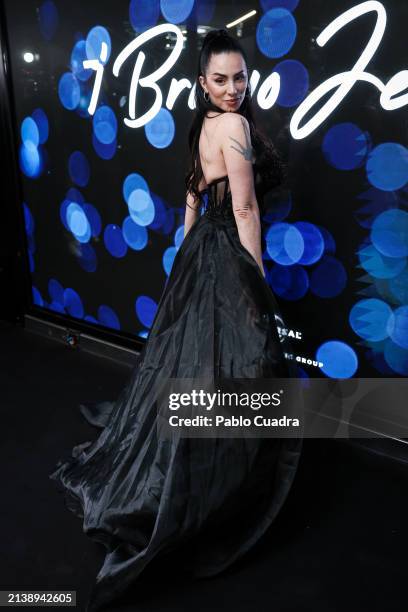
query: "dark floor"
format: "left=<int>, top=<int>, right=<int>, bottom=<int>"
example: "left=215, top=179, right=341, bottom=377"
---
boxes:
left=1, top=320, right=407, bottom=612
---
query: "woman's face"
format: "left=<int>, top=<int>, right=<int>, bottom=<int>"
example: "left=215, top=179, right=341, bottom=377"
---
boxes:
left=199, top=51, right=248, bottom=113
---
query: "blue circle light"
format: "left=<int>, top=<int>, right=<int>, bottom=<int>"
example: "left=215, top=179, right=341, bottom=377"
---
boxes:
left=349, top=298, right=394, bottom=342
left=129, top=0, right=160, bottom=32
left=275, top=59, right=309, bottom=107
left=48, top=278, right=64, bottom=304
left=60, top=199, right=71, bottom=231
left=66, top=203, right=91, bottom=243
left=32, top=286, right=44, bottom=307
left=160, top=0, right=194, bottom=24
left=323, top=123, right=369, bottom=171
left=21, top=117, right=40, bottom=147
left=358, top=243, right=406, bottom=279
left=135, top=295, right=157, bottom=327
left=149, top=194, right=168, bottom=230
left=145, top=108, right=175, bottom=149
left=58, top=73, right=80, bottom=110
left=387, top=306, right=408, bottom=349
left=93, top=105, right=117, bottom=145
left=19, top=142, right=41, bottom=178
left=261, top=0, right=299, bottom=11
left=366, top=143, right=408, bottom=191
left=309, top=255, right=347, bottom=298
left=98, top=305, right=121, bottom=330
left=317, top=341, right=358, bottom=378
left=104, top=224, right=128, bottom=257
left=371, top=209, right=408, bottom=258
left=123, top=173, right=150, bottom=203
left=128, top=189, right=155, bottom=226
left=39, top=0, right=59, bottom=41
left=92, top=134, right=117, bottom=160
left=163, top=246, right=177, bottom=275
left=293, top=221, right=324, bottom=265
left=256, top=8, right=297, bottom=59
left=31, top=108, right=49, bottom=144
left=71, top=40, right=93, bottom=81
left=86, top=26, right=111, bottom=64
left=64, top=287, right=84, bottom=318
left=122, top=216, right=148, bottom=250
left=194, top=0, right=216, bottom=24
left=268, top=263, right=309, bottom=300
left=83, top=203, right=102, bottom=237
left=384, top=339, right=408, bottom=375
left=266, top=222, right=304, bottom=265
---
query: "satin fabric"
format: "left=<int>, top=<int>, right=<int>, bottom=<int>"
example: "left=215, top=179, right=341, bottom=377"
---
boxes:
left=49, top=169, right=302, bottom=611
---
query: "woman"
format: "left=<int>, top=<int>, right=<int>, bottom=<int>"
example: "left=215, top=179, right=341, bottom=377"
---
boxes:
left=50, top=29, right=302, bottom=612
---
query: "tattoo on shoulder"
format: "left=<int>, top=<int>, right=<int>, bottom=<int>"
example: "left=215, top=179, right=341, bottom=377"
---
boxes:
left=228, top=117, right=254, bottom=161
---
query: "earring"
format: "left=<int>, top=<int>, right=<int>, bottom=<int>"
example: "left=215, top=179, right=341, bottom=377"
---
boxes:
left=204, top=90, right=210, bottom=102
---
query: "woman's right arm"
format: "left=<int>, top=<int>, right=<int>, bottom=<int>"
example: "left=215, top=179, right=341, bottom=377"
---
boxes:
left=219, top=114, right=265, bottom=277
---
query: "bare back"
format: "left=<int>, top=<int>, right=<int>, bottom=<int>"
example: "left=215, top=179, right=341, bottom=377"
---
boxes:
left=198, top=113, right=257, bottom=210
left=198, top=113, right=255, bottom=189
left=198, top=113, right=229, bottom=188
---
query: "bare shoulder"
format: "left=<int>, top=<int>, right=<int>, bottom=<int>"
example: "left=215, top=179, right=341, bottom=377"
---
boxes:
left=217, top=112, right=250, bottom=135
left=217, top=113, right=253, bottom=162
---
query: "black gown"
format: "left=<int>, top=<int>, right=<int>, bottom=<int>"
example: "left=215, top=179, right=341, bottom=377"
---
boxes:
left=49, top=165, right=303, bottom=611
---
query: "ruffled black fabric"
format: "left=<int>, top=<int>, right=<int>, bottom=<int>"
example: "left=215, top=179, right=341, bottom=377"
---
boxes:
left=49, top=170, right=302, bottom=611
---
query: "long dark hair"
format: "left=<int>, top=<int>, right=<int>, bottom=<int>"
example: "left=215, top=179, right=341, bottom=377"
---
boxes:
left=185, top=28, right=286, bottom=205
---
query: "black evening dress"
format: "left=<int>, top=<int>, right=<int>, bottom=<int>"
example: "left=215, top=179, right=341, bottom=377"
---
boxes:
left=49, top=163, right=303, bottom=611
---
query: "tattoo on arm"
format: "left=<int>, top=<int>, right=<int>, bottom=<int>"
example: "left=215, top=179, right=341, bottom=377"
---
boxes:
left=233, top=201, right=252, bottom=219
left=227, top=119, right=255, bottom=219
left=228, top=117, right=254, bottom=161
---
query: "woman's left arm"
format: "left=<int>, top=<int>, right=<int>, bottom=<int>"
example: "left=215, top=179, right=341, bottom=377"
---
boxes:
left=184, top=191, right=200, bottom=238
